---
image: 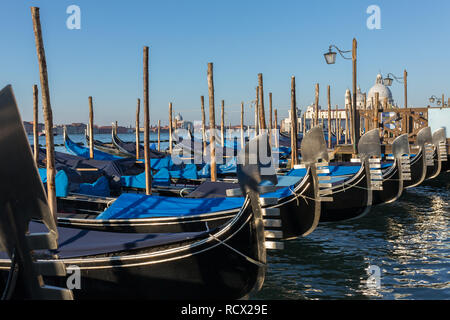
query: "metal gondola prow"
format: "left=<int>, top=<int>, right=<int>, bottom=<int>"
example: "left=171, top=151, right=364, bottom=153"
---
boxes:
left=357, top=128, right=382, bottom=161
left=300, top=126, right=332, bottom=203
left=392, top=134, right=411, bottom=182
left=358, top=128, right=382, bottom=194
left=433, top=127, right=447, bottom=162
left=0, top=85, right=73, bottom=300
left=234, top=133, right=283, bottom=293
left=300, top=126, right=329, bottom=166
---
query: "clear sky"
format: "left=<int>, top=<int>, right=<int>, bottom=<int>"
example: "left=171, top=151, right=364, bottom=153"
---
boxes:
left=1, top=0, right=449, bottom=127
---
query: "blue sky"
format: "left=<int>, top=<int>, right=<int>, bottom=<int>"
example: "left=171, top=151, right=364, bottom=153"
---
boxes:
left=1, top=0, right=449, bottom=126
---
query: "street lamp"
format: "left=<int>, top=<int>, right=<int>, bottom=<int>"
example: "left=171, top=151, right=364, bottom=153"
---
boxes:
left=323, top=45, right=352, bottom=64
left=429, top=95, right=439, bottom=104
left=382, top=73, right=404, bottom=86
left=324, top=39, right=359, bottom=154
left=429, top=95, right=447, bottom=107
left=381, top=71, right=408, bottom=110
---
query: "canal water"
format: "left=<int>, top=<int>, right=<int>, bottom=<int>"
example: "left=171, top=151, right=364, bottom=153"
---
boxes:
left=36, top=133, right=449, bottom=300
left=253, top=177, right=450, bottom=300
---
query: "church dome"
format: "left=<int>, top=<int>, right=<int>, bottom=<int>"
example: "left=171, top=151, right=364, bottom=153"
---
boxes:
left=367, top=74, right=393, bottom=107
left=174, top=113, right=183, bottom=121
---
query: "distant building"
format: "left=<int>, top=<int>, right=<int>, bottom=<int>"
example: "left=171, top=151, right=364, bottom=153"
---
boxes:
left=281, top=108, right=301, bottom=133
left=23, top=121, right=44, bottom=135
left=172, top=113, right=193, bottom=132
left=366, top=74, right=394, bottom=108
left=97, top=125, right=129, bottom=134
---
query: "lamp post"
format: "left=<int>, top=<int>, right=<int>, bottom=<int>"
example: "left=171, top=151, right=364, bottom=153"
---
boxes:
left=382, top=70, right=408, bottom=109
left=324, top=39, right=359, bottom=154
left=429, top=95, right=447, bottom=107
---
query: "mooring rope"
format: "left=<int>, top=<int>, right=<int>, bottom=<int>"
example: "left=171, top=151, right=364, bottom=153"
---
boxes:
left=208, top=232, right=266, bottom=268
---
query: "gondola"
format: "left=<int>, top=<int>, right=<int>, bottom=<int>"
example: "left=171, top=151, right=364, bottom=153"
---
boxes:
left=85, top=128, right=132, bottom=158
left=54, top=127, right=328, bottom=240
left=112, top=125, right=166, bottom=159
left=63, top=126, right=123, bottom=161
left=297, top=128, right=381, bottom=222
left=371, top=133, right=410, bottom=205
left=62, top=130, right=203, bottom=196
left=0, top=85, right=278, bottom=300
left=424, top=128, right=447, bottom=180
left=404, top=127, right=433, bottom=189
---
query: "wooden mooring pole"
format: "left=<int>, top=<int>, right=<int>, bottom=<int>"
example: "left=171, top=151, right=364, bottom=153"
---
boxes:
left=88, top=96, right=94, bottom=159
left=31, top=7, right=57, bottom=217
left=240, top=102, right=244, bottom=149
left=143, top=46, right=152, bottom=195
left=269, top=92, right=273, bottom=134
left=157, top=120, right=161, bottom=151
left=327, top=85, right=331, bottom=149
left=258, top=73, right=266, bottom=131
left=221, top=100, right=225, bottom=147
left=169, top=102, right=173, bottom=154
left=255, top=86, right=259, bottom=136
left=290, top=76, right=298, bottom=167
left=274, top=109, right=279, bottom=148
left=201, top=96, right=207, bottom=151
left=207, top=63, right=217, bottom=181
left=136, top=98, right=140, bottom=159
left=33, top=84, right=39, bottom=164
left=374, top=92, right=379, bottom=132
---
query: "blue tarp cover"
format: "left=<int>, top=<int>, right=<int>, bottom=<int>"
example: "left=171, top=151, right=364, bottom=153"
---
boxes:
left=120, top=163, right=199, bottom=189
left=78, top=176, right=110, bottom=197
left=39, top=168, right=69, bottom=197
left=96, top=193, right=246, bottom=219
left=0, top=222, right=202, bottom=259
left=198, top=158, right=237, bottom=178
left=39, top=168, right=112, bottom=197
left=65, top=135, right=122, bottom=161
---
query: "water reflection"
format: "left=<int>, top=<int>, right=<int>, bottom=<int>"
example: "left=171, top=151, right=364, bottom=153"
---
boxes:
left=253, top=183, right=449, bottom=300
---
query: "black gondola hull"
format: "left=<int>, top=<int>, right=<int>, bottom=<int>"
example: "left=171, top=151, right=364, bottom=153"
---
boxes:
left=1, top=200, right=266, bottom=300
left=372, top=161, right=402, bottom=205
left=319, top=165, right=370, bottom=222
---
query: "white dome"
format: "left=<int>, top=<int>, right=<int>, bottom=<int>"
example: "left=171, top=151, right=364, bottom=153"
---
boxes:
left=174, top=113, right=183, bottom=121
left=367, top=74, right=393, bottom=107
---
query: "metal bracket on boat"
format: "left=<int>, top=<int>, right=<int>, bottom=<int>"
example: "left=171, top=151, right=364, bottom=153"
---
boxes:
left=236, top=133, right=284, bottom=252
left=316, top=162, right=334, bottom=202
left=300, top=126, right=333, bottom=202
left=225, top=185, right=277, bottom=197
left=416, top=127, right=434, bottom=167
left=433, top=128, right=447, bottom=162
left=0, top=85, right=73, bottom=300
left=392, top=134, right=411, bottom=181
left=259, top=197, right=278, bottom=207
left=358, top=128, right=383, bottom=191
left=225, top=188, right=243, bottom=197
left=424, top=144, right=435, bottom=166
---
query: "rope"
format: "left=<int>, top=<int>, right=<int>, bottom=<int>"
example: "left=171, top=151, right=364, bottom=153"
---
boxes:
left=208, top=232, right=266, bottom=268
